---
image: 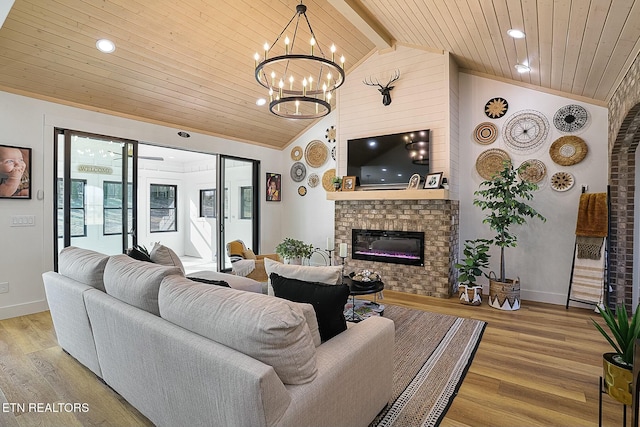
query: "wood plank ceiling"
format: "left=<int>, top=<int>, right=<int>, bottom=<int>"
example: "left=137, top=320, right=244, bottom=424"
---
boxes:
left=0, top=0, right=638, bottom=149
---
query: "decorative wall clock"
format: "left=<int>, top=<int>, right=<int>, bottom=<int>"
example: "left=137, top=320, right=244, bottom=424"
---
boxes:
left=290, top=162, right=306, bottom=182
left=484, top=97, right=508, bottom=119
left=553, top=105, right=588, bottom=133
left=550, top=171, right=575, bottom=192
left=473, top=122, right=498, bottom=145
left=325, top=126, right=336, bottom=142
left=502, top=110, right=549, bottom=153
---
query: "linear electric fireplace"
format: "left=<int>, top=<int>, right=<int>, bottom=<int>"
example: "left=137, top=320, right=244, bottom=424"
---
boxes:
left=352, top=229, right=425, bottom=266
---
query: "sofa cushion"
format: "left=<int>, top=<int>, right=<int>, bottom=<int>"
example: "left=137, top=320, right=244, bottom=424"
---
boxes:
left=264, top=257, right=342, bottom=285
left=150, top=243, right=185, bottom=273
left=270, top=273, right=350, bottom=342
left=58, top=246, right=109, bottom=291
left=158, top=276, right=318, bottom=385
left=104, top=255, right=183, bottom=315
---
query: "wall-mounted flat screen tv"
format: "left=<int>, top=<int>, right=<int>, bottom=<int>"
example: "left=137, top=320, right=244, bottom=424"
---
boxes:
left=346, top=129, right=430, bottom=189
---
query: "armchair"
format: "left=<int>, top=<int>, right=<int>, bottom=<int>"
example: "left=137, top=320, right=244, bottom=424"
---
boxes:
left=226, top=240, right=279, bottom=283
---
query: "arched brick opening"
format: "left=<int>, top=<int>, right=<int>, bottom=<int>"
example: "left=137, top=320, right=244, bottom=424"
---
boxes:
left=610, top=103, right=640, bottom=309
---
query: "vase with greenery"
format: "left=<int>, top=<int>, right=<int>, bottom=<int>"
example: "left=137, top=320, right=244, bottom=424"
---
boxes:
left=455, top=239, right=491, bottom=305
left=332, top=176, right=342, bottom=191
left=473, top=161, right=545, bottom=310
left=592, top=304, right=640, bottom=405
left=275, top=238, right=314, bottom=264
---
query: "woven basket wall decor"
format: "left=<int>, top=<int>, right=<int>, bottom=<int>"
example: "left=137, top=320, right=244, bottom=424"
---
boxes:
left=553, top=104, right=589, bottom=133
left=549, top=136, right=588, bottom=166
left=502, top=110, right=549, bottom=154
left=476, top=148, right=511, bottom=180
left=518, top=159, right=547, bottom=184
left=304, top=140, right=328, bottom=168
left=290, top=146, right=303, bottom=161
left=322, top=168, right=337, bottom=192
left=473, top=122, right=498, bottom=145
left=290, top=162, right=306, bottom=182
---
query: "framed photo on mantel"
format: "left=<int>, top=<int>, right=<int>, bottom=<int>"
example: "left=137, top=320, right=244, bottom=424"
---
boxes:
left=424, top=172, right=443, bottom=189
left=342, top=176, right=356, bottom=191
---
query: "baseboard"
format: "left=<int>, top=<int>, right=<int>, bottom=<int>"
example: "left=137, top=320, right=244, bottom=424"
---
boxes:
left=0, top=300, right=49, bottom=320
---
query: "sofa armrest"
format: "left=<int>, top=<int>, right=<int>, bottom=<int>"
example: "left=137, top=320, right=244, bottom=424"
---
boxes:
left=278, top=316, right=395, bottom=427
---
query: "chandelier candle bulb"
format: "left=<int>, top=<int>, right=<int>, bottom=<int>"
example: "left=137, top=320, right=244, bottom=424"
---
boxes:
left=339, top=243, right=348, bottom=258
left=310, top=37, right=315, bottom=56
left=302, top=78, right=307, bottom=96
left=264, top=43, right=269, bottom=60
left=285, top=36, right=290, bottom=55
left=331, top=44, right=336, bottom=62
left=289, top=75, right=294, bottom=91
left=254, top=52, right=259, bottom=67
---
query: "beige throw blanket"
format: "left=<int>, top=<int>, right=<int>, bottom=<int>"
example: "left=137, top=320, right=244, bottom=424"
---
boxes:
left=570, top=239, right=606, bottom=304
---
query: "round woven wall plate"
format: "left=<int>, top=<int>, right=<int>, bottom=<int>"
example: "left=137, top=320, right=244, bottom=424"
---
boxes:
left=298, top=186, right=307, bottom=196
left=307, top=173, right=319, bottom=188
left=474, top=122, right=498, bottom=145
left=331, top=146, right=336, bottom=161
left=305, top=140, right=328, bottom=168
left=502, top=110, right=549, bottom=153
left=476, top=149, right=511, bottom=180
left=549, top=135, right=588, bottom=166
left=326, top=126, right=336, bottom=142
left=518, top=159, right=547, bottom=183
left=322, top=168, right=336, bottom=192
left=550, top=171, right=575, bottom=192
left=553, top=104, right=588, bottom=133
left=485, top=97, right=509, bottom=119
left=290, top=146, right=303, bottom=161
left=290, top=162, right=306, bottom=182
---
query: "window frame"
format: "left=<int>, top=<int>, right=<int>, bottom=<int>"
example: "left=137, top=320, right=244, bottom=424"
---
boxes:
left=199, top=188, right=216, bottom=218
left=150, top=183, right=178, bottom=233
left=240, top=186, right=252, bottom=219
left=57, top=178, right=87, bottom=238
left=103, top=181, right=133, bottom=236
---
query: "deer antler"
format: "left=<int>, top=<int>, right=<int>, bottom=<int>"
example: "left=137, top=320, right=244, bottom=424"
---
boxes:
left=363, top=77, right=383, bottom=88
left=386, top=70, right=400, bottom=86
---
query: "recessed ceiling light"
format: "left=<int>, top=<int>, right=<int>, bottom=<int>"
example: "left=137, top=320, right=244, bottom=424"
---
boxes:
left=256, top=98, right=267, bottom=106
left=507, top=29, right=525, bottom=39
left=177, top=131, right=191, bottom=138
left=515, top=63, right=531, bottom=73
left=96, top=39, right=116, bottom=53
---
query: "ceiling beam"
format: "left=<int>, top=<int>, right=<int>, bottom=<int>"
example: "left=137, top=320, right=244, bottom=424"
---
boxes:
left=327, top=0, right=394, bottom=50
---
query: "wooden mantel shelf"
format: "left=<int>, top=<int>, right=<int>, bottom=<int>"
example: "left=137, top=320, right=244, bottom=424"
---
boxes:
left=326, top=189, right=450, bottom=201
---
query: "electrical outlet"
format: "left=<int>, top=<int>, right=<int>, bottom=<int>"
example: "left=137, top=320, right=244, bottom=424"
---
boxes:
left=0, top=282, right=8, bottom=294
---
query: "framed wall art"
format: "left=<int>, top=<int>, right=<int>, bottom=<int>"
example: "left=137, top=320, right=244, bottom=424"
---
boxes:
left=0, top=144, right=31, bottom=199
left=424, top=172, right=443, bottom=189
left=266, top=173, right=281, bottom=201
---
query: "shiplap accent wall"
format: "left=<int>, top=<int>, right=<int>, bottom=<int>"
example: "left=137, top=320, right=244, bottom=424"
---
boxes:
left=446, top=52, right=460, bottom=199
left=336, top=46, right=449, bottom=186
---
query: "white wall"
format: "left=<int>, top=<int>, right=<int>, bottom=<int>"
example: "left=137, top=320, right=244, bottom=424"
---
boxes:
left=0, top=90, right=282, bottom=320
left=458, top=73, right=609, bottom=305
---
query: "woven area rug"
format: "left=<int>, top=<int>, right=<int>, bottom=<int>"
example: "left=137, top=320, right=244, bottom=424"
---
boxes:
left=370, top=305, right=486, bottom=427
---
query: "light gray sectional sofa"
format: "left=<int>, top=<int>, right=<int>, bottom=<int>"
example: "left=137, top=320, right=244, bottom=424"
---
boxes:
left=43, top=246, right=395, bottom=427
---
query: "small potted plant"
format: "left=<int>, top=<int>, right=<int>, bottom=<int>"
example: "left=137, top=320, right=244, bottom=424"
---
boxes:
left=454, top=239, right=491, bottom=305
left=592, top=304, right=640, bottom=405
left=275, top=237, right=314, bottom=264
left=332, top=176, right=342, bottom=191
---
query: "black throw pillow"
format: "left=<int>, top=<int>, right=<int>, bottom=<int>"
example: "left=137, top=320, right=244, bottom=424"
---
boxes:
left=187, top=277, right=231, bottom=287
left=270, top=273, right=350, bottom=342
left=127, top=247, right=153, bottom=263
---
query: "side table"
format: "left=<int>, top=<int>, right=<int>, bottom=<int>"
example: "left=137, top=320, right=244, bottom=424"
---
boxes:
left=342, top=276, right=384, bottom=322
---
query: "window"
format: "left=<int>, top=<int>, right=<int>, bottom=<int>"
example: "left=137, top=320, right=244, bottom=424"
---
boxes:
left=150, top=184, right=177, bottom=232
left=57, top=178, right=87, bottom=238
left=240, top=186, right=252, bottom=219
left=200, top=189, right=216, bottom=218
left=103, top=181, right=133, bottom=235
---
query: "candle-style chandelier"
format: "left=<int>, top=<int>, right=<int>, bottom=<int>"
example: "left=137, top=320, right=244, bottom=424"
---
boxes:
left=254, top=2, right=346, bottom=119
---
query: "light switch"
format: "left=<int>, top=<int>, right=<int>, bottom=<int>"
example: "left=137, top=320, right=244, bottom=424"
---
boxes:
left=10, top=215, right=35, bottom=227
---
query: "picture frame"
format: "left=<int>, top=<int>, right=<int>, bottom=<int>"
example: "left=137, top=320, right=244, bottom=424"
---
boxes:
left=407, top=173, right=421, bottom=190
left=266, top=173, right=281, bottom=201
left=424, top=172, right=443, bottom=189
left=342, top=176, right=356, bottom=191
left=0, top=144, right=31, bottom=199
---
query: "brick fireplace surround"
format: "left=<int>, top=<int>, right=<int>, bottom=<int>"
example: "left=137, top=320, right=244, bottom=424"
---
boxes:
left=333, top=197, right=459, bottom=298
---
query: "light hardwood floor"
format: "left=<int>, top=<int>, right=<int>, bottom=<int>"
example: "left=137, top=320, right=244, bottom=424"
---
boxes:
left=0, top=291, right=628, bottom=427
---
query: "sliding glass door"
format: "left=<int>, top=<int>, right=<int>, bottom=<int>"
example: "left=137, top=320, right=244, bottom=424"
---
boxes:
left=219, top=156, right=259, bottom=271
left=55, top=130, right=137, bottom=258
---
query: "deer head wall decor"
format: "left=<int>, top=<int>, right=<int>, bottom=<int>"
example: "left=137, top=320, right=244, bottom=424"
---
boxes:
left=363, top=70, right=400, bottom=106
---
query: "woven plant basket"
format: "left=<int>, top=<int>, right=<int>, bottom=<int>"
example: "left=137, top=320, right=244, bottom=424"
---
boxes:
left=459, top=285, right=482, bottom=306
left=488, top=272, right=520, bottom=311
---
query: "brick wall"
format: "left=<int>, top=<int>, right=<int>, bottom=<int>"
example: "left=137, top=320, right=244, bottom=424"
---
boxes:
left=334, top=199, right=459, bottom=298
left=608, top=52, right=640, bottom=309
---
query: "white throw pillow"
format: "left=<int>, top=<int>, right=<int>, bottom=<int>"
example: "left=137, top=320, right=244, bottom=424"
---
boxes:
left=264, top=258, right=342, bottom=291
left=150, top=242, right=185, bottom=273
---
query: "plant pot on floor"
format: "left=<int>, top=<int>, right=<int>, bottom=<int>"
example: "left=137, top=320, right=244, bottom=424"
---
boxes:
left=459, top=285, right=482, bottom=306
left=488, top=273, right=520, bottom=311
left=603, top=352, right=633, bottom=405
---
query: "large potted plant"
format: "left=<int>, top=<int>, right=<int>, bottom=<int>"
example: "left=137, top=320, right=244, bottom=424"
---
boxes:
left=592, top=304, right=640, bottom=405
left=275, top=237, right=314, bottom=264
left=473, top=161, right=546, bottom=310
left=454, top=239, right=491, bottom=305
